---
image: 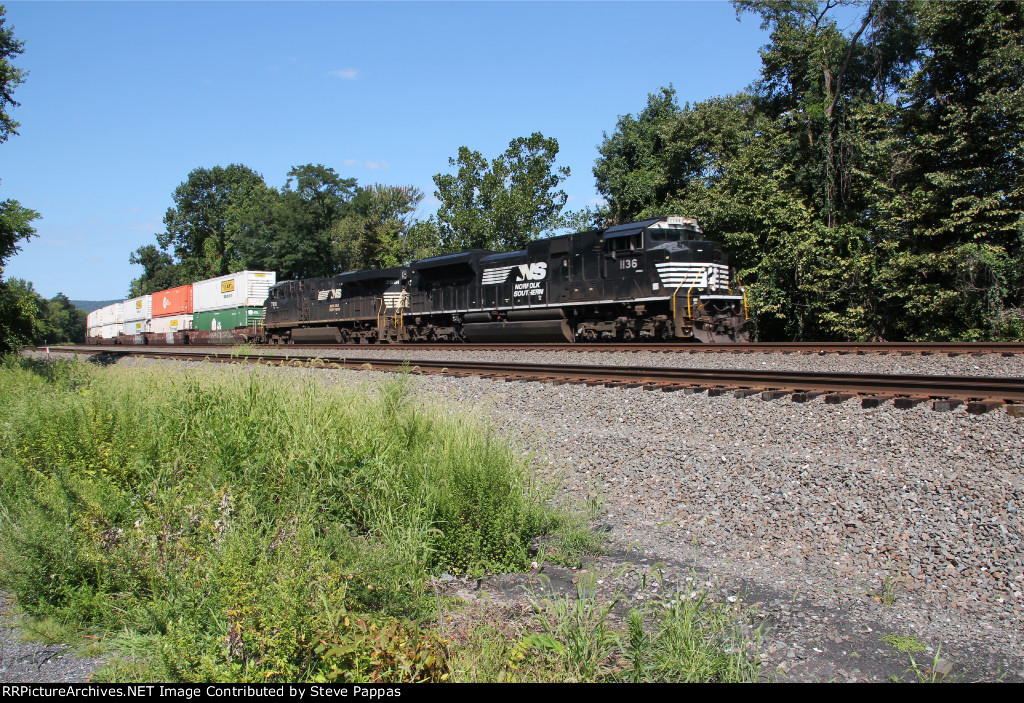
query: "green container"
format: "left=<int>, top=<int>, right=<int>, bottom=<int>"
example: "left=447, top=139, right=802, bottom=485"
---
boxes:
left=192, top=307, right=264, bottom=331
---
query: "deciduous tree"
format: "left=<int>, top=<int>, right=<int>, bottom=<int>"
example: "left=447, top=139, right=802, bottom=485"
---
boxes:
left=157, top=164, right=278, bottom=282
left=0, top=5, right=40, bottom=353
left=433, top=132, right=571, bottom=252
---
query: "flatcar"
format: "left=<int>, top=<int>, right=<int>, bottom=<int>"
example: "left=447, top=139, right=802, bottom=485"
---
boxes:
left=263, top=216, right=749, bottom=344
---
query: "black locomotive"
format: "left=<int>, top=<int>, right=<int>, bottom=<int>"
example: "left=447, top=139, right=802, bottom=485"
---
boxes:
left=262, top=217, right=749, bottom=344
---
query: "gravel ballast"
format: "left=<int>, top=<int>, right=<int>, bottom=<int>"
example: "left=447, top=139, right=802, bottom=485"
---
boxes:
left=345, top=358, right=1023, bottom=682
left=9, top=351, right=1024, bottom=682
left=276, top=354, right=1024, bottom=682
left=72, top=344, right=1024, bottom=377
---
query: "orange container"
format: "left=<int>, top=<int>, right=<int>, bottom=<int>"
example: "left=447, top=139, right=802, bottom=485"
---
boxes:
left=152, top=285, right=193, bottom=317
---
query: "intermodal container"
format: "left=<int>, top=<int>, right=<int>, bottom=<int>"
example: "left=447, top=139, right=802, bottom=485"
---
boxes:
left=193, top=271, right=276, bottom=313
left=122, top=319, right=150, bottom=335
left=150, top=314, right=193, bottom=334
left=97, top=303, right=123, bottom=326
left=123, top=295, right=153, bottom=322
left=152, top=285, right=193, bottom=317
left=192, top=307, right=265, bottom=331
left=99, top=323, right=123, bottom=339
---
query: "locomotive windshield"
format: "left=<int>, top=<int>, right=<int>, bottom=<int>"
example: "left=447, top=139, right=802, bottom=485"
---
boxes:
left=648, top=226, right=699, bottom=242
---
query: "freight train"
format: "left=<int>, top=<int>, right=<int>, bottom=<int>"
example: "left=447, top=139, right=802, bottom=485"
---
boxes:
left=88, top=217, right=750, bottom=345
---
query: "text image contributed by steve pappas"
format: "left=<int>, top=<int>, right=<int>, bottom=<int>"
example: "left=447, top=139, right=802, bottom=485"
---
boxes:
left=1, top=684, right=405, bottom=699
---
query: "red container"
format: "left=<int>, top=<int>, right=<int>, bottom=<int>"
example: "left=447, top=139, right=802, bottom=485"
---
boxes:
left=152, top=285, right=193, bottom=317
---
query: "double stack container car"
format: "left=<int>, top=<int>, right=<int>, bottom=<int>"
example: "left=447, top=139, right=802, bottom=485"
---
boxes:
left=84, top=217, right=748, bottom=346
left=190, top=271, right=276, bottom=343
left=86, top=272, right=275, bottom=345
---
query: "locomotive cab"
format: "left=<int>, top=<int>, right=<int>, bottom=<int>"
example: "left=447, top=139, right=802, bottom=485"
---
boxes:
left=570, top=216, right=748, bottom=342
left=645, top=217, right=747, bottom=342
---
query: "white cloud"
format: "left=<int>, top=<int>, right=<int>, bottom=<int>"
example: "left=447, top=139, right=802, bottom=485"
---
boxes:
left=342, top=159, right=390, bottom=171
left=329, top=68, right=359, bottom=80
left=128, top=217, right=164, bottom=234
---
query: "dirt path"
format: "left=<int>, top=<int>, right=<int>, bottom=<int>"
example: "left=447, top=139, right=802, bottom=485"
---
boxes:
left=0, top=594, right=106, bottom=683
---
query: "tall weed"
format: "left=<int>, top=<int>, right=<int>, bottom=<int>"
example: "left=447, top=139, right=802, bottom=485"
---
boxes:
left=0, top=356, right=554, bottom=681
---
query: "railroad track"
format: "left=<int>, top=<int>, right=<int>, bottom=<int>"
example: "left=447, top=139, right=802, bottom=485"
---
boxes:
left=41, top=346, right=1024, bottom=416
left=73, top=341, right=1024, bottom=354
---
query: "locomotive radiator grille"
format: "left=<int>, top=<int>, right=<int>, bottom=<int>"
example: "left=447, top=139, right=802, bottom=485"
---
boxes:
left=481, top=265, right=517, bottom=285
left=655, top=263, right=730, bottom=289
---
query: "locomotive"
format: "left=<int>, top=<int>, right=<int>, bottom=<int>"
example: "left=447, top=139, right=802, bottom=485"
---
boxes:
left=263, top=216, right=749, bottom=344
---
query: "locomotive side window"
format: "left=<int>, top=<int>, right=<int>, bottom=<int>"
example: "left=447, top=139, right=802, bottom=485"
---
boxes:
left=605, top=233, right=642, bottom=254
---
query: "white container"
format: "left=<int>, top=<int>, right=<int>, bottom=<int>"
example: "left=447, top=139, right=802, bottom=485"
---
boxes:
left=86, top=310, right=98, bottom=328
left=97, top=303, right=125, bottom=325
left=150, top=315, right=193, bottom=334
left=99, top=323, right=123, bottom=339
left=123, top=295, right=152, bottom=322
left=97, top=304, right=114, bottom=326
left=193, top=271, right=276, bottom=313
left=122, top=319, right=150, bottom=335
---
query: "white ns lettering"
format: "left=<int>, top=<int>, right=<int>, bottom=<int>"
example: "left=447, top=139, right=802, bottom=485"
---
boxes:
left=516, top=262, right=547, bottom=281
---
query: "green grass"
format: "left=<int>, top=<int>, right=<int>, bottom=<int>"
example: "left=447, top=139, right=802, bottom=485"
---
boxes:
left=882, top=633, right=927, bottom=654
left=0, top=354, right=763, bottom=683
left=444, top=568, right=763, bottom=683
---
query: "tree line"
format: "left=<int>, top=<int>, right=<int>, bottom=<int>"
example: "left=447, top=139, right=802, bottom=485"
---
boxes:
left=595, top=0, right=1023, bottom=341
left=3, top=2, right=1023, bottom=349
left=128, top=132, right=588, bottom=297
left=0, top=5, right=45, bottom=352
left=133, top=1, right=1024, bottom=342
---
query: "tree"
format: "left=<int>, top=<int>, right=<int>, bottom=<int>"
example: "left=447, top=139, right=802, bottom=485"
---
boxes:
left=157, top=164, right=278, bottom=282
left=874, top=0, right=1024, bottom=340
left=127, top=243, right=182, bottom=297
left=433, top=132, right=571, bottom=252
left=0, top=278, right=45, bottom=352
left=272, top=164, right=357, bottom=279
left=0, top=5, right=41, bottom=353
left=0, top=4, right=26, bottom=144
left=0, top=196, right=37, bottom=277
left=593, top=86, right=681, bottom=224
left=45, top=292, right=86, bottom=344
left=332, top=184, right=426, bottom=270
left=0, top=5, right=37, bottom=274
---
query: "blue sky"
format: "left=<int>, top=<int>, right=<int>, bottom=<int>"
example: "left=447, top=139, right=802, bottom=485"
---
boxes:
left=3, top=0, right=778, bottom=300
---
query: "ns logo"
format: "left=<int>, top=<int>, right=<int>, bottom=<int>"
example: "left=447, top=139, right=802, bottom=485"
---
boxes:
left=514, top=262, right=547, bottom=281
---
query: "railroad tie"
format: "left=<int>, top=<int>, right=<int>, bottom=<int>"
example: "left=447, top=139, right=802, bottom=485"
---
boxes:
left=734, top=388, right=763, bottom=399
left=683, top=386, right=713, bottom=395
left=861, top=395, right=894, bottom=408
left=893, top=396, right=929, bottom=409
left=791, top=391, right=825, bottom=403
left=824, top=393, right=856, bottom=404
left=966, top=399, right=1005, bottom=415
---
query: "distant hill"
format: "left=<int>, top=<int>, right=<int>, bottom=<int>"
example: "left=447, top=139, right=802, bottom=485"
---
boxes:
left=71, top=300, right=121, bottom=313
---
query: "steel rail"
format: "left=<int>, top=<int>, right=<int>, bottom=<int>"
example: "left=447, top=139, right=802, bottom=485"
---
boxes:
left=61, top=341, right=1024, bottom=355
left=263, top=341, right=1024, bottom=354
left=46, top=347, right=1024, bottom=403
